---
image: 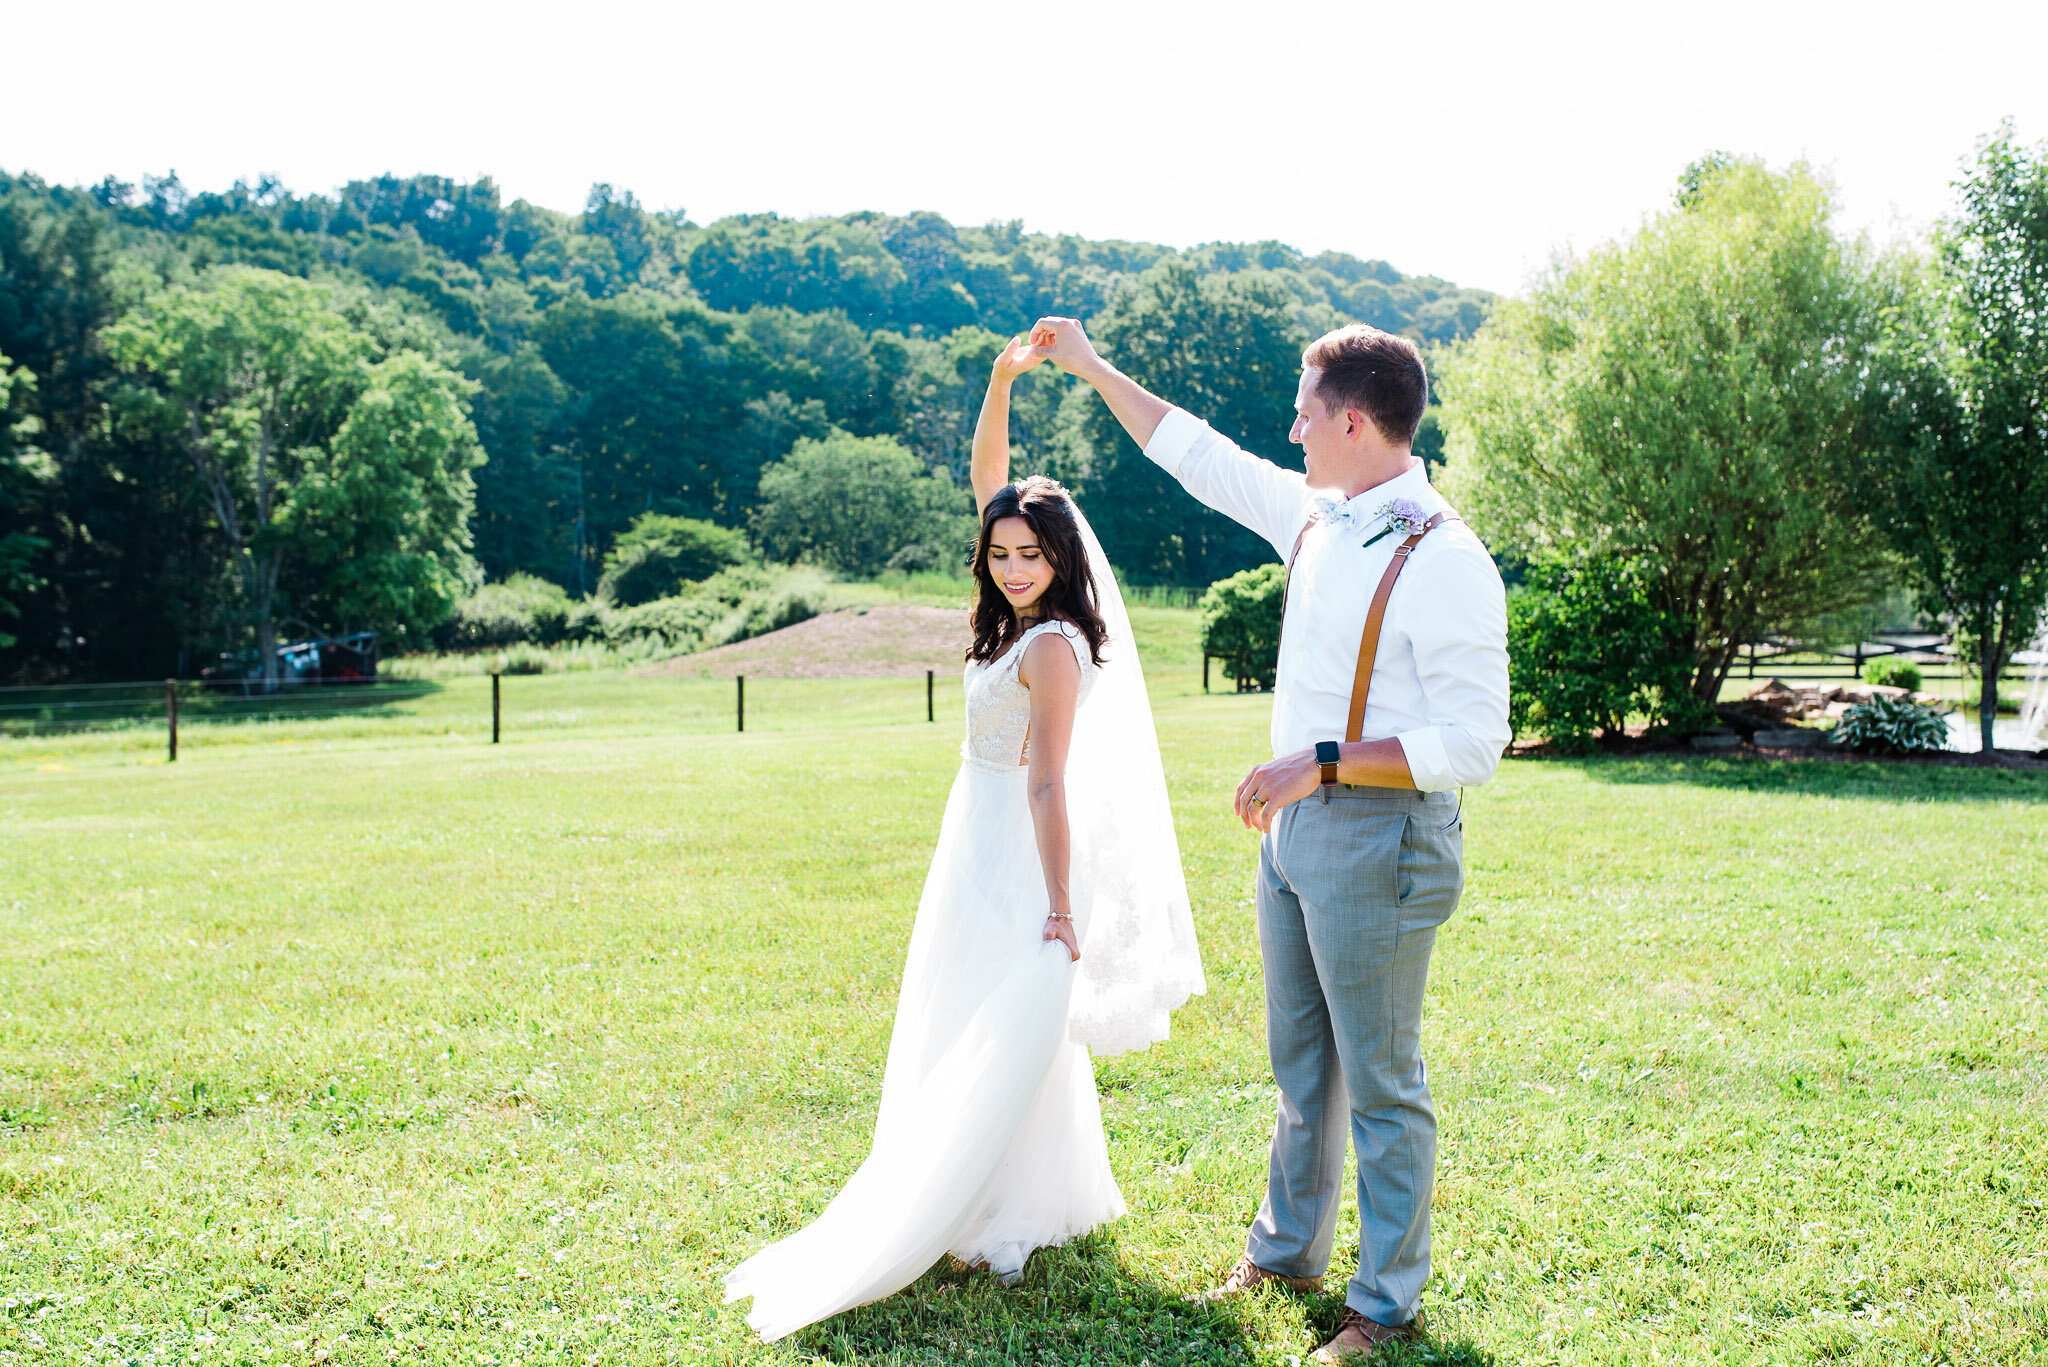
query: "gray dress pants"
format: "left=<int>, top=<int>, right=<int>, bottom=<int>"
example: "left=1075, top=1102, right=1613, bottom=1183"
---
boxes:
left=1245, top=784, right=1464, bottom=1327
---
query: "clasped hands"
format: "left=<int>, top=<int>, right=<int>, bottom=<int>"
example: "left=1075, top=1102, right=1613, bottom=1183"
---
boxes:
left=988, top=317, right=1100, bottom=385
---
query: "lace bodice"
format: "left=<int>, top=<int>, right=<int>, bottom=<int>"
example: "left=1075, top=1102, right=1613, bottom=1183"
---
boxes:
left=961, top=620, right=1097, bottom=775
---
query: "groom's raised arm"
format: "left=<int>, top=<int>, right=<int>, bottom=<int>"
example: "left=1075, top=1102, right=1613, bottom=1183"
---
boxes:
left=1030, top=317, right=1307, bottom=558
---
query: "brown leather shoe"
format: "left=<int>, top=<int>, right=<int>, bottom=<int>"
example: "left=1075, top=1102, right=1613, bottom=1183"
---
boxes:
left=1310, top=1308, right=1418, bottom=1364
left=1192, top=1253, right=1324, bottom=1301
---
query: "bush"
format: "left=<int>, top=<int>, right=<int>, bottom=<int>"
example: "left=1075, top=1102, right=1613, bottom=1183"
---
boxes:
left=602, top=565, right=824, bottom=654
left=731, top=569, right=828, bottom=641
left=1830, top=694, right=1949, bottom=753
left=1862, top=657, right=1924, bottom=691
left=598, top=514, right=750, bottom=606
left=885, top=538, right=969, bottom=575
left=438, top=574, right=575, bottom=650
left=1198, top=563, right=1286, bottom=691
left=1507, top=552, right=1704, bottom=753
left=751, top=430, right=973, bottom=577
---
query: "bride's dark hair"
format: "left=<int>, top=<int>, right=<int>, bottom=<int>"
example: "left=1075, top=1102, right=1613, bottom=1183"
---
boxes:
left=967, top=477, right=1108, bottom=666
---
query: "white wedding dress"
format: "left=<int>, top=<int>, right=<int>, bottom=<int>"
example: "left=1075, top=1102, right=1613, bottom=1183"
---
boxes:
left=724, top=506, right=1205, bottom=1342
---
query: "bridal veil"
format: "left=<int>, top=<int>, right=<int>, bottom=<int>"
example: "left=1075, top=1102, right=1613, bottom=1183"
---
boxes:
left=1062, top=499, right=1207, bottom=1055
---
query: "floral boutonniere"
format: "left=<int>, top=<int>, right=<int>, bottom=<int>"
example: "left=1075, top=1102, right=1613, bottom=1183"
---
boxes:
left=1358, top=498, right=1431, bottom=550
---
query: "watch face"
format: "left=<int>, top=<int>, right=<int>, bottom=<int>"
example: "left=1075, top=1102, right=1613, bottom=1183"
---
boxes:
left=1315, top=741, right=1340, bottom=765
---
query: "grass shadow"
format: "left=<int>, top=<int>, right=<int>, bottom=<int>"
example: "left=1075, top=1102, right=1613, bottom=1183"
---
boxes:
left=177, top=678, right=446, bottom=726
left=789, top=1232, right=1249, bottom=1365
left=781, top=1233, right=1502, bottom=1365
left=0, top=678, right=449, bottom=738
left=1543, top=751, right=2048, bottom=805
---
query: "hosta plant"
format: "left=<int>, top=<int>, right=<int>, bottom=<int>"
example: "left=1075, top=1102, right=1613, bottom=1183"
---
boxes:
left=1830, top=694, right=1950, bottom=754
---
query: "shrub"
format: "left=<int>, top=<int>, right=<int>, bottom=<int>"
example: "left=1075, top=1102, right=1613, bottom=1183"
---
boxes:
left=438, top=574, right=575, bottom=650
left=601, top=565, right=822, bottom=653
left=1507, top=552, right=1705, bottom=753
left=598, top=514, right=750, bottom=606
left=730, top=569, right=828, bottom=642
left=751, top=430, right=972, bottom=577
left=1830, top=694, right=1949, bottom=753
left=1862, top=656, right=1923, bottom=691
left=604, top=593, right=733, bottom=649
left=1199, top=563, right=1286, bottom=691
left=885, top=538, right=969, bottom=575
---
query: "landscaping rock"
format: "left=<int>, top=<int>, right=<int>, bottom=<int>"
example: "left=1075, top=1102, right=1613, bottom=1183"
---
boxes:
left=1713, top=705, right=1765, bottom=738
left=1691, top=732, right=1741, bottom=751
left=1754, top=728, right=1824, bottom=748
left=1730, top=677, right=1936, bottom=726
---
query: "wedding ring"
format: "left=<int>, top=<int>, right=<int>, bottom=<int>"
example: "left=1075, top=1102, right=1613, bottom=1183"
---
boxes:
left=1250, top=795, right=1267, bottom=806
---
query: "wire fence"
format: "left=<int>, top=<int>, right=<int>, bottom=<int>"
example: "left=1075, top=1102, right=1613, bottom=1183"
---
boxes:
left=0, top=678, right=441, bottom=748
left=0, top=669, right=950, bottom=759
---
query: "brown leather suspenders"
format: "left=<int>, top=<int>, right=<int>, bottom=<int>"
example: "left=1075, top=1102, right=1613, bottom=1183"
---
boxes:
left=1279, top=509, right=1456, bottom=743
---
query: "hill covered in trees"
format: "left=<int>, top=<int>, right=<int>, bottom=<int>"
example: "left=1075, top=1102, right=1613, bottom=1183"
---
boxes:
left=0, top=169, right=1492, bottom=679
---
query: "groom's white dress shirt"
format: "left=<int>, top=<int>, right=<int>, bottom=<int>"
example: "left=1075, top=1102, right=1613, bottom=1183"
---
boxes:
left=1144, top=408, right=1511, bottom=792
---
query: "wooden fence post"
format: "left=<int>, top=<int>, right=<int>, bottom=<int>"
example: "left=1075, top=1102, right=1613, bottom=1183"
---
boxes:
left=491, top=671, right=501, bottom=744
left=737, top=675, right=745, bottom=733
left=1203, top=654, right=1210, bottom=693
left=927, top=669, right=934, bottom=722
left=165, top=679, right=177, bottom=763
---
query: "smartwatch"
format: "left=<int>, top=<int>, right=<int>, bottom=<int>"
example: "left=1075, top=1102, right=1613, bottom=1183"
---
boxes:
left=1315, top=740, right=1340, bottom=787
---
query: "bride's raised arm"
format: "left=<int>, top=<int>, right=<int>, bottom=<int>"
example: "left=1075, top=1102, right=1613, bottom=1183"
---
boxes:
left=970, top=334, right=1043, bottom=514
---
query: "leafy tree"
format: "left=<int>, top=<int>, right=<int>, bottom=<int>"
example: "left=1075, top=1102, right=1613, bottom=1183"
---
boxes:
left=878, top=211, right=979, bottom=330
left=598, top=512, right=750, bottom=605
left=1505, top=552, right=1703, bottom=752
left=1197, top=562, right=1285, bottom=691
left=751, top=431, right=971, bottom=577
left=1860, top=124, right=2048, bottom=754
left=530, top=295, right=756, bottom=569
left=285, top=350, right=485, bottom=646
left=106, top=267, right=481, bottom=683
left=581, top=183, right=655, bottom=284
left=1439, top=157, right=1893, bottom=703
left=0, top=356, right=49, bottom=647
left=1078, top=260, right=1310, bottom=584
left=737, top=390, right=832, bottom=496
left=332, top=174, right=508, bottom=265
left=465, top=344, right=574, bottom=584
left=894, top=325, right=1010, bottom=480
left=687, top=215, right=905, bottom=320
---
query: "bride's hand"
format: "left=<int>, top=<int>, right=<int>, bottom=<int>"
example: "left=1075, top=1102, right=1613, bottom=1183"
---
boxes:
left=1042, top=912, right=1080, bottom=962
left=991, top=333, right=1044, bottom=383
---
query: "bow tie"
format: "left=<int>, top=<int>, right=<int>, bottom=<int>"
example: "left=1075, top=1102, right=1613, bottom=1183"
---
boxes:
left=1309, top=494, right=1369, bottom=535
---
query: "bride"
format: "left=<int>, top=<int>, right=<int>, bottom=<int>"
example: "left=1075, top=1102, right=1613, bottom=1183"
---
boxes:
left=723, top=334, right=1207, bottom=1340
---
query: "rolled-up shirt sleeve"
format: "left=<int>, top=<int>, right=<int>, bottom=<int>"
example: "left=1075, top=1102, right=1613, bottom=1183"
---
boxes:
left=1142, top=408, right=1307, bottom=558
left=1392, top=537, right=1513, bottom=791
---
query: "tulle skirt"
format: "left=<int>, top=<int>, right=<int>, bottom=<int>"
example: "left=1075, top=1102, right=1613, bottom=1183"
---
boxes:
left=723, top=764, right=1127, bottom=1341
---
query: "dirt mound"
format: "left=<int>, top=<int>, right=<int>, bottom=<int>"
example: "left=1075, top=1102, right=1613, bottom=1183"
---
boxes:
left=640, top=604, right=972, bottom=679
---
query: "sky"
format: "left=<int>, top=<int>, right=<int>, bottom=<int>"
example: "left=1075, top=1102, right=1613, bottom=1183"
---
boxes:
left=6, top=0, right=2046, bottom=296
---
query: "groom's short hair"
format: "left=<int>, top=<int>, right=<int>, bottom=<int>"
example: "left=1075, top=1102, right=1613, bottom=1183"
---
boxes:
left=1302, top=325, right=1428, bottom=448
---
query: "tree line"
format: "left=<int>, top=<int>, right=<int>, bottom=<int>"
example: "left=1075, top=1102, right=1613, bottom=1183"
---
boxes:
left=0, top=169, right=1492, bottom=681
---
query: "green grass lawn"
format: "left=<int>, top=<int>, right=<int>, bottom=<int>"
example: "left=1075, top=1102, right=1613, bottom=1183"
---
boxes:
left=2, top=674, right=2044, bottom=1365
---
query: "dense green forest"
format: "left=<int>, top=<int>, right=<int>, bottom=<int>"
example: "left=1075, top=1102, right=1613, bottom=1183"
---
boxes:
left=0, top=169, right=1492, bottom=680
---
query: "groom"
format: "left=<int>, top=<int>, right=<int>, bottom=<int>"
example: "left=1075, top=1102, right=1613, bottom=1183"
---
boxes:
left=1031, top=318, right=1509, bottom=1361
